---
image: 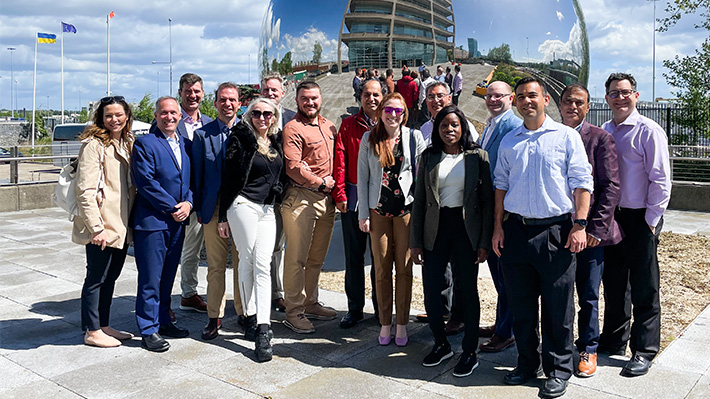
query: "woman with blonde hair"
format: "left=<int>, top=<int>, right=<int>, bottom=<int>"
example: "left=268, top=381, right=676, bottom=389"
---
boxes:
left=73, top=95, right=135, bottom=347
left=219, top=97, right=286, bottom=362
left=357, top=92, right=426, bottom=346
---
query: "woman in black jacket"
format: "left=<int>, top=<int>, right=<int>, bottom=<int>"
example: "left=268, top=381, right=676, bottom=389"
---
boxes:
left=218, top=97, right=286, bottom=362
left=410, top=105, right=494, bottom=377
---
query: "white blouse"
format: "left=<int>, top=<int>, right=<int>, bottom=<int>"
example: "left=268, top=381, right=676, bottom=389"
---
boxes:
left=438, top=152, right=465, bottom=208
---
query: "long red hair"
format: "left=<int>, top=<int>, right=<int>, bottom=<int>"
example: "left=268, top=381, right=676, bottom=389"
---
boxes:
left=368, top=93, right=408, bottom=168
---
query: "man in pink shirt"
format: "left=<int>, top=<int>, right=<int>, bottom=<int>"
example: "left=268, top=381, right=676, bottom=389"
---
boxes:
left=598, top=73, right=671, bottom=378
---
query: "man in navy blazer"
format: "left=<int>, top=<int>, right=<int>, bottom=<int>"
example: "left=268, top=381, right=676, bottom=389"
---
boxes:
left=176, top=73, right=213, bottom=316
left=192, top=82, right=244, bottom=340
left=260, top=73, right=296, bottom=312
left=561, top=84, right=621, bottom=377
left=132, top=96, right=193, bottom=352
left=478, top=81, right=522, bottom=353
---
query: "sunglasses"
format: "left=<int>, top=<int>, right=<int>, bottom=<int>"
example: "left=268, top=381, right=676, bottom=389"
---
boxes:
left=383, top=106, right=404, bottom=116
left=251, top=110, right=274, bottom=119
left=100, top=95, right=125, bottom=103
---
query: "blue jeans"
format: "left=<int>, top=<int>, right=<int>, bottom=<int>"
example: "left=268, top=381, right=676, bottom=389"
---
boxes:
left=575, top=246, right=603, bottom=354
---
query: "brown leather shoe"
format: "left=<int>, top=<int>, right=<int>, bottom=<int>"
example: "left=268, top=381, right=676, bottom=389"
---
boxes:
left=169, top=308, right=177, bottom=323
left=478, top=324, right=496, bottom=338
left=479, top=334, right=515, bottom=352
left=272, top=298, right=286, bottom=312
left=201, top=318, right=222, bottom=340
left=445, top=319, right=465, bottom=335
left=180, top=294, right=207, bottom=312
left=576, top=352, right=597, bottom=377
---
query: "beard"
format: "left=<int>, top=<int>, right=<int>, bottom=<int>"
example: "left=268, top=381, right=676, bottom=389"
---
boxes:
left=298, top=105, right=320, bottom=120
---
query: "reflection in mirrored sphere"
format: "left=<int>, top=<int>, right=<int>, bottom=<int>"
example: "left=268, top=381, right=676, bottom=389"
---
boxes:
left=260, top=0, right=589, bottom=124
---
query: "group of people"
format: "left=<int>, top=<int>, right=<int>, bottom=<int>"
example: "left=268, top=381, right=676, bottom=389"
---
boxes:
left=71, top=67, right=670, bottom=398
left=353, top=64, right=463, bottom=127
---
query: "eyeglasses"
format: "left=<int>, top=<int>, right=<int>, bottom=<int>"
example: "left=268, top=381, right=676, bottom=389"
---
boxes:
left=251, top=110, right=273, bottom=119
left=607, top=90, right=636, bottom=99
left=426, top=93, right=448, bottom=101
left=100, top=95, right=125, bottom=103
left=484, top=93, right=511, bottom=101
left=383, top=106, right=404, bottom=115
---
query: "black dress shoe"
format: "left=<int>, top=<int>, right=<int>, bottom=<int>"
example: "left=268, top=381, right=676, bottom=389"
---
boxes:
left=201, top=318, right=222, bottom=340
left=621, top=353, right=652, bottom=377
left=272, top=298, right=286, bottom=312
left=243, top=315, right=258, bottom=341
left=158, top=322, right=189, bottom=338
left=540, top=377, right=568, bottom=398
left=503, top=366, right=542, bottom=385
left=339, top=311, right=363, bottom=329
left=141, top=333, right=170, bottom=352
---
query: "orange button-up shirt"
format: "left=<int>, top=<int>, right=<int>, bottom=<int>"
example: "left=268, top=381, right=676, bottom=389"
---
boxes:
left=282, top=112, right=337, bottom=188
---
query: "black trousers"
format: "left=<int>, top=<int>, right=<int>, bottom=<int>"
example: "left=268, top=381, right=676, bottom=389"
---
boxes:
left=423, top=207, right=480, bottom=353
left=81, top=243, right=128, bottom=331
left=501, top=216, right=576, bottom=380
left=600, top=208, right=662, bottom=360
left=341, top=210, right=378, bottom=315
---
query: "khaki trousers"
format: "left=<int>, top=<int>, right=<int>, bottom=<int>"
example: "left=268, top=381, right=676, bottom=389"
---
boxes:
left=204, top=203, right=242, bottom=318
left=369, top=210, right=413, bottom=326
left=281, top=186, right=335, bottom=317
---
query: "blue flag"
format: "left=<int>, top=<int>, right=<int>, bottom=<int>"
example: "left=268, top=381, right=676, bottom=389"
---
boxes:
left=61, top=22, right=77, bottom=34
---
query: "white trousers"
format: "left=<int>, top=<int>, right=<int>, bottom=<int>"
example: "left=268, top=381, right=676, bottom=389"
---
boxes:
left=227, top=195, right=276, bottom=325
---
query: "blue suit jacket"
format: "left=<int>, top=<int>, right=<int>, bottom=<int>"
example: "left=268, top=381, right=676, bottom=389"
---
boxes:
left=177, top=113, right=214, bottom=160
left=484, top=110, right=522, bottom=185
left=131, top=128, right=193, bottom=231
left=191, top=119, right=229, bottom=224
left=281, top=108, right=296, bottom=129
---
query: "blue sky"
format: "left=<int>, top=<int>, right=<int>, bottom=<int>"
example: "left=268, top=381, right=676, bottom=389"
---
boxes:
left=0, top=0, right=706, bottom=113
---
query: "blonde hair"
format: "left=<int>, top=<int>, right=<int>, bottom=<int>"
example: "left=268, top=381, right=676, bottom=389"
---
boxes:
left=244, top=97, right=281, bottom=160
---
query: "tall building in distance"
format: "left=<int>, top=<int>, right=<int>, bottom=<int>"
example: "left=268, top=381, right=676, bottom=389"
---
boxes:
left=338, top=0, right=455, bottom=71
left=467, top=37, right=481, bottom=58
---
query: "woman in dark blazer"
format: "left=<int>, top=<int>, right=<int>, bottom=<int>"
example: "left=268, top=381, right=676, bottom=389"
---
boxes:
left=410, top=105, right=494, bottom=377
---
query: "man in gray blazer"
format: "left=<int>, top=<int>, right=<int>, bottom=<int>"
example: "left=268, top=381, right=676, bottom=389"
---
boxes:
left=260, top=73, right=296, bottom=312
left=478, top=81, right=521, bottom=352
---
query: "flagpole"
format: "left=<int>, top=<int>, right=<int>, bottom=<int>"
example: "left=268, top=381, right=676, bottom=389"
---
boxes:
left=32, top=33, right=37, bottom=148
left=61, top=26, right=65, bottom=124
left=107, top=14, right=111, bottom=96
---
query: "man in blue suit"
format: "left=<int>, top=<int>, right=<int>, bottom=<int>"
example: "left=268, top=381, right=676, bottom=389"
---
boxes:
left=478, top=81, right=522, bottom=353
left=260, top=73, right=296, bottom=312
left=132, top=96, right=193, bottom=352
left=192, top=82, right=244, bottom=340
left=176, top=73, right=213, bottom=317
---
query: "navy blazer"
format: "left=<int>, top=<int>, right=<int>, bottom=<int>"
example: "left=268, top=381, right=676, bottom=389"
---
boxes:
left=580, top=121, right=622, bottom=246
left=131, top=128, right=193, bottom=231
left=281, top=108, right=297, bottom=129
left=192, top=119, right=229, bottom=224
left=177, top=113, right=214, bottom=160
left=484, top=110, right=522, bottom=185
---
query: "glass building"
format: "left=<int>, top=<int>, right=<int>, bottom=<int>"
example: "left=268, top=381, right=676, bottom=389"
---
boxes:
left=338, top=0, right=455, bottom=71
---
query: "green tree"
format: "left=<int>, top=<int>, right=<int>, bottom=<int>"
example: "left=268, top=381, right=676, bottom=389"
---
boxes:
left=133, top=93, right=155, bottom=123
left=491, top=63, right=529, bottom=87
left=279, top=51, right=293, bottom=76
left=271, top=58, right=279, bottom=74
left=78, top=108, right=89, bottom=123
left=312, top=42, right=323, bottom=65
left=199, top=93, right=218, bottom=120
left=487, top=43, right=513, bottom=64
left=658, top=0, right=710, bottom=143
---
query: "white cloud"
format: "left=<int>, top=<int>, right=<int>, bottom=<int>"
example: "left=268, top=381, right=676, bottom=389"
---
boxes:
left=283, top=27, right=340, bottom=63
left=556, top=11, right=564, bottom=22
left=538, top=22, right=583, bottom=64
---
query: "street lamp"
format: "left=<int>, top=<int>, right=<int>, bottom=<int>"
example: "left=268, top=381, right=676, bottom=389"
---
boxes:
left=152, top=18, right=173, bottom=96
left=7, top=47, right=15, bottom=117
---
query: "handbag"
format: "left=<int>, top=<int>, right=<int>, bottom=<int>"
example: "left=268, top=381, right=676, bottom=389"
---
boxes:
left=53, top=140, right=106, bottom=221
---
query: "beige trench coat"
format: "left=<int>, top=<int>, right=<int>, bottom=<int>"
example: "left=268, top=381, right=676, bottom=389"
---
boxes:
left=72, top=137, right=134, bottom=249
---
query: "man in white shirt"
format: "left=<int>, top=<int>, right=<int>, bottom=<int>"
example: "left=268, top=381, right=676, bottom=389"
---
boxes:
left=420, top=82, right=478, bottom=145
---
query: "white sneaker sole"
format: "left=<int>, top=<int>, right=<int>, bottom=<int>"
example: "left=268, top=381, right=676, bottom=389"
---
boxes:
left=453, top=360, right=479, bottom=377
left=423, top=350, right=453, bottom=367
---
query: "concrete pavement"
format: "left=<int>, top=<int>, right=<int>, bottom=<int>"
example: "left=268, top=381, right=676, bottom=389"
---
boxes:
left=1, top=207, right=709, bottom=398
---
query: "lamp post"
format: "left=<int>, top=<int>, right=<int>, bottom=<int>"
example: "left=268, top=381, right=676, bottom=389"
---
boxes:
left=153, top=18, right=173, bottom=96
left=7, top=47, right=15, bottom=117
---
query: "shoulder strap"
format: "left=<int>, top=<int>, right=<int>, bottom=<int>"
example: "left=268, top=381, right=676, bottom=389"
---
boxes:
left=409, top=129, right=416, bottom=178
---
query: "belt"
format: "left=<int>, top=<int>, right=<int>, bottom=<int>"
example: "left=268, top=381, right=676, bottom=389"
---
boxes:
left=508, top=213, right=570, bottom=226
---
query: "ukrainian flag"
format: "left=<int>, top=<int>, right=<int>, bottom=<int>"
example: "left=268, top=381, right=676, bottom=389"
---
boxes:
left=37, top=33, right=57, bottom=44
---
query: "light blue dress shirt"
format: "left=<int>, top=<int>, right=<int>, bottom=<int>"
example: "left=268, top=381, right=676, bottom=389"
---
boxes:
left=166, top=135, right=182, bottom=169
left=494, top=115, right=593, bottom=219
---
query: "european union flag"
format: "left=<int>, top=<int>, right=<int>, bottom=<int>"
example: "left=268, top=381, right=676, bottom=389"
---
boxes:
left=62, top=22, right=77, bottom=34
left=37, top=33, right=57, bottom=44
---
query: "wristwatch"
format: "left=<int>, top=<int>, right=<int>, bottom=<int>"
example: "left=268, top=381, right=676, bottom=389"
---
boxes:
left=318, top=178, right=326, bottom=192
left=573, top=219, right=588, bottom=227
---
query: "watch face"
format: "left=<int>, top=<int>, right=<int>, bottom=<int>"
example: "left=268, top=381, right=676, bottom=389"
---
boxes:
left=575, top=219, right=588, bottom=227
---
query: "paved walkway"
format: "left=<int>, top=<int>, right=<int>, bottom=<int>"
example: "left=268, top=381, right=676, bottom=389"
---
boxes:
left=1, top=207, right=708, bottom=398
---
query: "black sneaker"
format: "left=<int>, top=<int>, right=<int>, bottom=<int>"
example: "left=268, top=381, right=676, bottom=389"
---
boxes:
left=422, top=342, right=453, bottom=367
left=255, top=330, right=273, bottom=363
left=452, top=352, right=479, bottom=377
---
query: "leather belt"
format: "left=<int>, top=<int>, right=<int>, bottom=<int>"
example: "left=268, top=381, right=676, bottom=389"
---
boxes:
left=508, top=213, right=570, bottom=226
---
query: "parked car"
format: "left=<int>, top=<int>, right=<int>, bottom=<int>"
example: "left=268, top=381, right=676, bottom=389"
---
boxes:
left=51, top=123, right=86, bottom=167
left=0, top=147, right=24, bottom=158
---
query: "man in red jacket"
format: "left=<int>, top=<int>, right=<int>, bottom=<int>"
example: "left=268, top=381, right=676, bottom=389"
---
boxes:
left=395, top=68, right=418, bottom=127
left=333, top=78, right=384, bottom=328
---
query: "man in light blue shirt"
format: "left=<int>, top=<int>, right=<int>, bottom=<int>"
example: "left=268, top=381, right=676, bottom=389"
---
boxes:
left=492, top=76, right=593, bottom=399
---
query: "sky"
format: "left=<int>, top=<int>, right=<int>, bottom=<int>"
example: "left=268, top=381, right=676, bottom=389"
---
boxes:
left=0, top=0, right=706, bottom=113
